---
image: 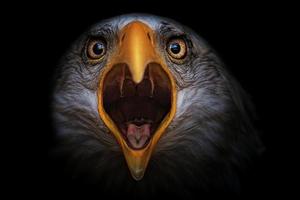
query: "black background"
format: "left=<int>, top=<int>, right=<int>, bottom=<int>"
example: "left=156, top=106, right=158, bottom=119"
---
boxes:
left=3, top=1, right=296, bottom=198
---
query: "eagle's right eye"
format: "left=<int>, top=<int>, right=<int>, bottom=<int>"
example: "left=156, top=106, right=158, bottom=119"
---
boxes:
left=87, top=39, right=106, bottom=60
left=166, top=38, right=187, bottom=60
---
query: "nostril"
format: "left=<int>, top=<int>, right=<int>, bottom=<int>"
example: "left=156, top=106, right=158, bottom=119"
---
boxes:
left=147, top=32, right=151, bottom=41
left=121, top=33, right=126, bottom=42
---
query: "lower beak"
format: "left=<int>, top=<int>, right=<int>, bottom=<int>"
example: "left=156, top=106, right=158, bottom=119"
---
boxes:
left=97, top=21, right=177, bottom=180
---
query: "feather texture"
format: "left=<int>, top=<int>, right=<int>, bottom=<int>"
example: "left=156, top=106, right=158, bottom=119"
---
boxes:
left=52, top=14, right=263, bottom=198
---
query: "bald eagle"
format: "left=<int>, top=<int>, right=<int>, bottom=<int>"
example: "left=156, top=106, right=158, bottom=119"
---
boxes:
left=52, top=14, right=263, bottom=198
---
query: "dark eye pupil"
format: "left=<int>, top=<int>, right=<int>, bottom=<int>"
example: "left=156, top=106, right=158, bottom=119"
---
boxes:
left=93, top=42, right=104, bottom=55
left=170, top=43, right=181, bottom=54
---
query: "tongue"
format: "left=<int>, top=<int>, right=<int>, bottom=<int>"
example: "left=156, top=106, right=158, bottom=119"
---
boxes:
left=127, top=123, right=151, bottom=149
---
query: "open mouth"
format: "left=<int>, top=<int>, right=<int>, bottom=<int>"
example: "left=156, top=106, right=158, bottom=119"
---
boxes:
left=102, top=63, right=172, bottom=150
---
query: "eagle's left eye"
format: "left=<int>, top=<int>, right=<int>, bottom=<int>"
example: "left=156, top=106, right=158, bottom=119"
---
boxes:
left=86, top=39, right=106, bottom=60
left=167, top=38, right=187, bottom=60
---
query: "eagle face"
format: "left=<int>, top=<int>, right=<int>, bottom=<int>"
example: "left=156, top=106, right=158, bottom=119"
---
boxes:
left=53, top=14, right=262, bottom=195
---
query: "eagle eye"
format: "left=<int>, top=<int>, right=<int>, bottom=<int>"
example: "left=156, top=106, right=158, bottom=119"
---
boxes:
left=166, top=38, right=187, bottom=60
left=86, top=39, right=106, bottom=60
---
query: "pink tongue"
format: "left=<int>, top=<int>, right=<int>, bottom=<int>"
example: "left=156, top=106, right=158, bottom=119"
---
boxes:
left=127, top=123, right=151, bottom=149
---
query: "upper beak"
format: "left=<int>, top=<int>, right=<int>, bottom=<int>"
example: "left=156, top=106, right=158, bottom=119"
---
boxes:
left=97, top=21, right=177, bottom=180
left=117, top=21, right=157, bottom=84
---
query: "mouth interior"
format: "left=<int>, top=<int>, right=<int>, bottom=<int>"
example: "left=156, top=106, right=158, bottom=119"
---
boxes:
left=103, top=63, right=172, bottom=150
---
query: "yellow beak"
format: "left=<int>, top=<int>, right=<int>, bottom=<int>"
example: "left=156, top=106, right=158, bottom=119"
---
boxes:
left=97, top=21, right=177, bottom=180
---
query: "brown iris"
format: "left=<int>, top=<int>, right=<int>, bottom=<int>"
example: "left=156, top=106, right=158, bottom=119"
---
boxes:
left=87, top=39, right=106, bottom=60
left=167, top=38, right=187, bottom=60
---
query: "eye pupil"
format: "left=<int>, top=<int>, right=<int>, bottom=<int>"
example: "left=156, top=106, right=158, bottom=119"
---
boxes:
left=93, top=42, right=104, bottom=55
left=170, top=43, right=181, bottom=54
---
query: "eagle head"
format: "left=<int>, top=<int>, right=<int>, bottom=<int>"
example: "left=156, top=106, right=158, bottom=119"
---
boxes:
left=53, top=14, right=263, bottom=196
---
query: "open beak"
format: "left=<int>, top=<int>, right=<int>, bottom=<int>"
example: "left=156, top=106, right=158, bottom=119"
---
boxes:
left=97, top=21, right=177, bottom=180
